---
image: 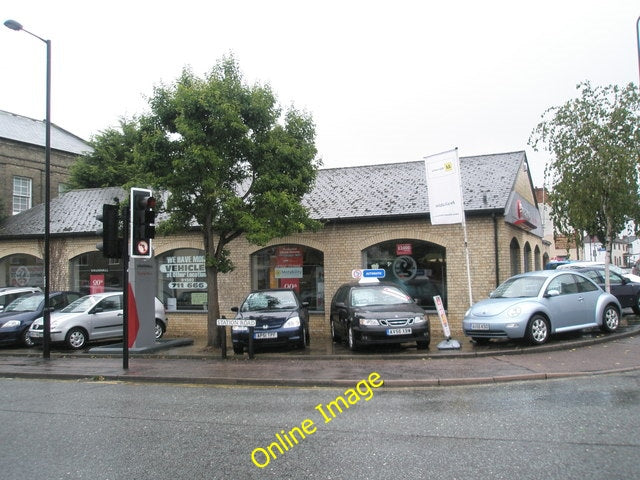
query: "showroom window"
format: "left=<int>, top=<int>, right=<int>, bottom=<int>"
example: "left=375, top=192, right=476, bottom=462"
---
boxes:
left=0, top=254, right=43, bottom=288
left=362, top=239, right=446, bottom=310
left=69, top=251, right=122, bottom=295
left=251, top=245, right=324, bottom=311
left=157, top=248, right=207, bottom=311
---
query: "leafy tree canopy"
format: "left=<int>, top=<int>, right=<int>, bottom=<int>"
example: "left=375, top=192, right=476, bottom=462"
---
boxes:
left=529, top=82, right=640, bottom=247
left=135, top=55, right=321, bottom=345
left=68, top=118, right=144, bottom=189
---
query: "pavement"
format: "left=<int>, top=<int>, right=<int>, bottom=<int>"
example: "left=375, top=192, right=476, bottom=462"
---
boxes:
left=1, top=317, right=640, bottom=388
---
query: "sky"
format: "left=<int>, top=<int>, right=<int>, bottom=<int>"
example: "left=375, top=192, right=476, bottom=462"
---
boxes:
left=2, top=0, right=639, bottom=187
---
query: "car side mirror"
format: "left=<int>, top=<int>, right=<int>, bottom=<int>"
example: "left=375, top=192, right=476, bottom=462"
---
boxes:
left=302, top=302, right=310, bottom=308
left=545, top=289, right=560, bottom=297
left=230, top=306, right=239, bottom=312
left=92, top=306, right=104, bottom=314
left=335, top=301, right=347, bottom=308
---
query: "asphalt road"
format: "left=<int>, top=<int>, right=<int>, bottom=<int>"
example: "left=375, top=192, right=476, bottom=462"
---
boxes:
left=1, top=372, right=639, bottom=480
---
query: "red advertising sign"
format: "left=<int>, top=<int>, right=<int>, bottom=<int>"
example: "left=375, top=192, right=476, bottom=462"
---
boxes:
left=396, top=243, right=412, bottom=256
left=279, top=278, right=300, bottom=291
left=90, top=274, right=105, bottom=294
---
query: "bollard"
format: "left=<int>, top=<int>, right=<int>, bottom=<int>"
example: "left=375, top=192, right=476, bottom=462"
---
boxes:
left=248, top=326, right=255, bottom=359
left=219, top=326, right=227, bottom=359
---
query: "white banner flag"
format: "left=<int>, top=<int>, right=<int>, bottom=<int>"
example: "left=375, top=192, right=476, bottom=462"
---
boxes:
left=424, top=149, right=464, bottom=225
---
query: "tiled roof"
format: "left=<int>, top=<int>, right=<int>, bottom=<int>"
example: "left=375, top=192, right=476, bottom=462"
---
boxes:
left=0, top=151, right=527, bottom=237
left=304, top=151, right=524, bottom=220
left=0, top=187, right=126, bottom=237
left=0, top=110, right=92, bottom=155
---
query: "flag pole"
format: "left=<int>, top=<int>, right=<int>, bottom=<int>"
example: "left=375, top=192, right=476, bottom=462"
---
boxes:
left=455, top=148, right=474, bottom=308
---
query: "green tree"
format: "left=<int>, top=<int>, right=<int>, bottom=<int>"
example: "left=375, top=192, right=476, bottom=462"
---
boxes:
left=68, top=118, right=144, bottom=189
left=136, top=56, right=321, bottom=347
left=529, top=82, right=640, bottom=289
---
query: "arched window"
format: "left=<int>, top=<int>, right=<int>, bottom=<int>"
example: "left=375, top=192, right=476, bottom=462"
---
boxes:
left=534, top=245, right=541, bottom=271
left=524, top=242, right=532, bottom=272
left=510, top=238, right=521, bottom=276
left=157, top=248, right=207, bottom=311
left=69, top=251, right=123, bottom=295
left=0, top=254, right=43, bottom=288
left=362, top=239, right=446, bottom=310
left=251, top=245, right=324, bottom=311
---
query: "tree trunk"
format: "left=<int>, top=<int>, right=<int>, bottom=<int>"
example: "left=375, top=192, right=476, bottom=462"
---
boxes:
left=604, top=218, right=613, bottom=293
left=206, top=264, right=221, bottom=348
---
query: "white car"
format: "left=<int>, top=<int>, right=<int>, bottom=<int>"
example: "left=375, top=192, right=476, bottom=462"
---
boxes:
left=30, top=293, right=168, bottom=349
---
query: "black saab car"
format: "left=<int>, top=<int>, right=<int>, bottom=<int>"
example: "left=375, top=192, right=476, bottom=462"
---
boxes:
left=230, top=289, right=310, bottom=354
left=330, top=279, right=430, bottom=351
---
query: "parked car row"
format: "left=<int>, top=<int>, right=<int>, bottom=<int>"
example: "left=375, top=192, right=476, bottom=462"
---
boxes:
left=1, top=264, right=633, bottom=351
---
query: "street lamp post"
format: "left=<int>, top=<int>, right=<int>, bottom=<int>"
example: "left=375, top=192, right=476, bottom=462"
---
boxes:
left=4, top=19, right=52, bottom=359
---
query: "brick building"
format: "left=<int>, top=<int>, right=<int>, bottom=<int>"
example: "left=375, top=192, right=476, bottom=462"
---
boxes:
left=0, top=150, right=547, bottom=341
left=0, top=110, right=91, bottom=219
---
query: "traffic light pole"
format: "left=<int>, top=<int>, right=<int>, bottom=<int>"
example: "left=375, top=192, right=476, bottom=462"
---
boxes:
left=121, top=205, right=130, bottom=370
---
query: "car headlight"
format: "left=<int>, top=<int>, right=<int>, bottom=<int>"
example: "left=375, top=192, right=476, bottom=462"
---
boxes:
left=1, top=320, right=21, bottom=329
left=232, top=326, right=249, bottom=332
left=413, top=315, right=425, bottom=324
left=359, top=318, right=380, bottom=326
left=282, top=316, right=301, bottom=328
left=507, top=306, right=522, bottom=318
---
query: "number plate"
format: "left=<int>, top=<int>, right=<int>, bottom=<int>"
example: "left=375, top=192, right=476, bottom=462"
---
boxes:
left=471, top=323, right=490, bottom=330
left=386, top=328, right=412, bottom=336
left=254, top=332, right=277, bottom=339
left=30, top=331, right=43, bottom=338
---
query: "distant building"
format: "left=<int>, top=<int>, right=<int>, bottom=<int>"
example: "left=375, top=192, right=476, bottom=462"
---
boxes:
left=534, top=187, right=581, bottom=262
left=0, top=110, right=92, bottom=218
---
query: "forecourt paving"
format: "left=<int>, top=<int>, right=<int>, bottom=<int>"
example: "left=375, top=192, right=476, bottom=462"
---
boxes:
left=0, top=322, right=640, bottom=388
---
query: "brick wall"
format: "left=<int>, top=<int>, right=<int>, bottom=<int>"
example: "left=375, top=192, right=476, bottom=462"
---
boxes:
left=0, top=215, right=547, bottom=342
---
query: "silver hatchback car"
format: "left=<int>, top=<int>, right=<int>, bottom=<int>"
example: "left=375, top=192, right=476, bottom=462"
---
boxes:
left=30, top=292, right=123, bottom=349
left=463, top=270, right=621, bottom=345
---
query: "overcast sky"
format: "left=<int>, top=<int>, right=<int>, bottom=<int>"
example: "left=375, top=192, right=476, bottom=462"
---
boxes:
left=2, top=1, right=638, bottom=187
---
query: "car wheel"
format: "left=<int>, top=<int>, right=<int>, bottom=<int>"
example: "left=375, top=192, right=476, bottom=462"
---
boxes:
left=633, top=295, right=640, bottom=315
left=154, top=320, right=165, bottom=339
left=66, top=327, right=88, bottom=350
left=21, top=328, right=35, bottom=348
left=526, top=315, right=549, bottom=345
left=305, top=326, right=311, bottom=346
left=330, top=320, right=340, bottom=342
left=233, top=344, right=244, bottom=355
left=347, top=325, right=359, bottom=351
left=298, top=326, right=307, bottom=349
left=600, top=305, right=620, bottom=332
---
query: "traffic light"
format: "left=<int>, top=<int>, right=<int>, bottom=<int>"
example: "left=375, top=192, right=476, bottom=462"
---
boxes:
left=96, top=203, right=120, bottom=258
left=130, top=188, right=156, bottom=258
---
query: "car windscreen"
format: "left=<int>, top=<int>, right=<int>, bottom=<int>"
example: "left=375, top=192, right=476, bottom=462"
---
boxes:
left=241, top=291, right=297, bottom=312
left=491, top=276, right=546, bottom=298
left=60, top=296, right=97, bottom=313
left=350, top=286, right=413, bottom=307
left=4, top=294, right=43, bottom=312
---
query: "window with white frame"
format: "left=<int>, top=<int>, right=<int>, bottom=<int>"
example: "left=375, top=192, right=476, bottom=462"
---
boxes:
left=12, top=176, right=32, bottom=214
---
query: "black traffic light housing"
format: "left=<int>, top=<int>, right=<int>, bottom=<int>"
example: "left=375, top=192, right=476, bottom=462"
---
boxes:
left=130, top=188, right=156, bottom=258
left=96, top=203, right=120, bottom=258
